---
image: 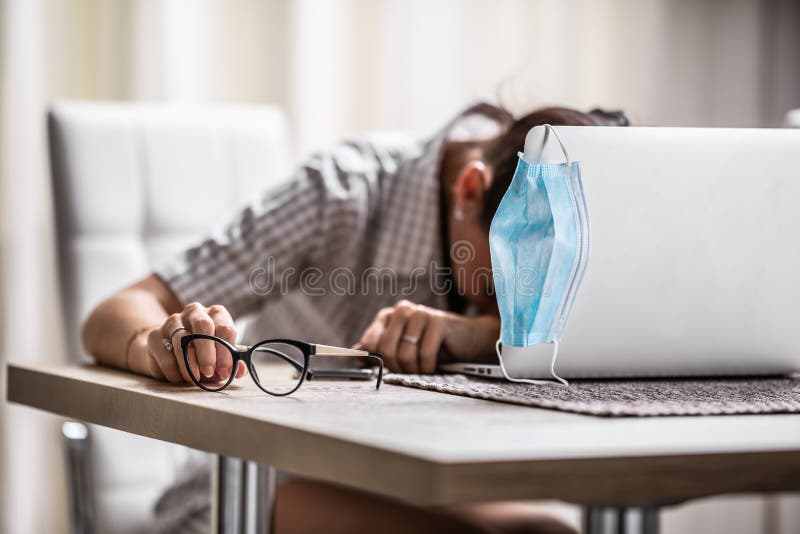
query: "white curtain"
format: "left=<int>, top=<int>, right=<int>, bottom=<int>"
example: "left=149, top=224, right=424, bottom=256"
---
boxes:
left=2, top=1, right=798, bottom=532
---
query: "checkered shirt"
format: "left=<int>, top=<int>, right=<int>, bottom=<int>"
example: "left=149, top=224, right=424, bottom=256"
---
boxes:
left=155, top=102, right=498, bottom=347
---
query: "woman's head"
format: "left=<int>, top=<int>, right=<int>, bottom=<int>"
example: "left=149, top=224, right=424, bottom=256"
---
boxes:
left=441, top=105, right=628, bottom=312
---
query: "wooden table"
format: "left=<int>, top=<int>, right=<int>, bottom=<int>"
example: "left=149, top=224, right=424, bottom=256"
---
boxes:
left=7, top=363, right=800, bottom=534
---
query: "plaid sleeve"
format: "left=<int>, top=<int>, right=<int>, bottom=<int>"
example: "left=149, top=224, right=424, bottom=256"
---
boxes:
left=155, top=139, right=386, bottom=319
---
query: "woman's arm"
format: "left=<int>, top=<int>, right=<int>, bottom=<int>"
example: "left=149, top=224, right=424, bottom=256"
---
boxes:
left=82, top=274, right=245, bottom=382
left=82, top=275, right=180, bottom=374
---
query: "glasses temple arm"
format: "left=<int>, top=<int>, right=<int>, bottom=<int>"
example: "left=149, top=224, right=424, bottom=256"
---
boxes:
left=250, top=345, right=382, bottom=387
left=367, top=353, right=384, bottom=389
left=307, top=349, right=384, bottom=389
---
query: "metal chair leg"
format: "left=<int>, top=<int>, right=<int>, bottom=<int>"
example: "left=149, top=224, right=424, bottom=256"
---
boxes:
left=213, top=456, right=277, bottom=534
left=584, top=506, right=660, bottom=534
left=253, top=464, right=277, bottom=534
left=212, top=455, right=244, bottom=534
left=62, top=421, right=95, bottom=534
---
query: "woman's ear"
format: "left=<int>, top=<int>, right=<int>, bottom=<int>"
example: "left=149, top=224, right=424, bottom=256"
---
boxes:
left=453, top=161, right=490, bottom=208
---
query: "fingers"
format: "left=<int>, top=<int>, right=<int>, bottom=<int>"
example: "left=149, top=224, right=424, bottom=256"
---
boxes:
left=148, top=327, right=184, bottom=383
left=161, top=313, right=196, bottom=383
left=357, top=307, right=391, bottom=352
left=396, top=309, right=426, bottom=374
left=357, top=301, right=445, bottom=375
left=147, top=302, right=239, bottom=385
left=234, top=360, right=248, bottom=379
left=377, top=300, right=414, bottom=357
left=418, top=312, right=447, bottom=374
left=355, top=303, right=479, bottom=376
left=182, top=303, right=217, bottom=378
left=208, top=305, right=237, bottom=380
left=377, top=301, right=414, bottom=373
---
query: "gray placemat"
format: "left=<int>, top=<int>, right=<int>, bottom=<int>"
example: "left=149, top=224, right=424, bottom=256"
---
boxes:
left=383, top=373, right=800, bottom=417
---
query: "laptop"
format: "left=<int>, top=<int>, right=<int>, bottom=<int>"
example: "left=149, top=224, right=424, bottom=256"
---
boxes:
left=445, top=125, right=800, bottom=380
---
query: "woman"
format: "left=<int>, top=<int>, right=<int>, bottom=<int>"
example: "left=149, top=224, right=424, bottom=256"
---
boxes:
left=83, top=101, right=624, bottom=533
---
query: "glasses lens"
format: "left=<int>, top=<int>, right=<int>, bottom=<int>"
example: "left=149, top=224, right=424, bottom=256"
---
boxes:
left=186, top=337, right=236, bottom=391
left=250, top=341, right=306, bottom=395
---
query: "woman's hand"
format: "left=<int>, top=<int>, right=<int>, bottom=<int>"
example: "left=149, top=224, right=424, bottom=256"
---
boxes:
left=355, top=300, right=500, bottom=374
left=141, top=302, right=247, bottom=384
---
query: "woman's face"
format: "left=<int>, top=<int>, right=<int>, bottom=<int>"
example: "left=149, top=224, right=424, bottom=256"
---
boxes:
left=441, top=141, right=497, bottom=313
left=447, top=219, right=496, bottom=313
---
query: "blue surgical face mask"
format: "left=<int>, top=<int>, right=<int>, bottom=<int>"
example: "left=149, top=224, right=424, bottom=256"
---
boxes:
left=489, top=125, right=590, bottom=386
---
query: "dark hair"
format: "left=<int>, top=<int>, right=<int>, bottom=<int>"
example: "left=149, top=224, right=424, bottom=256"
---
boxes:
left=480, top=107, right=628, bottom=229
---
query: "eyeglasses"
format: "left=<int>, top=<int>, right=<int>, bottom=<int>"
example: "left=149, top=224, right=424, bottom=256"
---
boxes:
left=180, top=334, right=384, bottom=396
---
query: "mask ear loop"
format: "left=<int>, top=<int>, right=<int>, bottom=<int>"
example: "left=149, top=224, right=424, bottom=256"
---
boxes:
left=495, top=340, right=569, bottom=387
left=543, top=124, right=573, bottom=187
left=542, top=123, right=571, bottom=164
left=520, top=124, right=570, bottom=166
left=495, top=124, right=572, bottom=388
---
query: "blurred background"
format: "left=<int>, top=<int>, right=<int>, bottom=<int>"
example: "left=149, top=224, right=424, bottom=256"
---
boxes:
left=1, top=0, right=799, bottom=533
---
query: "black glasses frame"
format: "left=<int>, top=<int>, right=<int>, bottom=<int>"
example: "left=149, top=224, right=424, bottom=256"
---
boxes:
left=180, top=334, right=384, bottom=396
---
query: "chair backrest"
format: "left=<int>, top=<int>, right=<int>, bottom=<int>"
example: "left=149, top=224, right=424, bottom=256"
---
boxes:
left=785, top=108, right=800, bottom=127
left=49, top=101, right=292, bottom=360
left=48, top=101, right=292, bottom=532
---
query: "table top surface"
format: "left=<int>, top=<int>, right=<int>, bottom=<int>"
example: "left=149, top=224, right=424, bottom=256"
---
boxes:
left=7, top=362, right=800, bottom=506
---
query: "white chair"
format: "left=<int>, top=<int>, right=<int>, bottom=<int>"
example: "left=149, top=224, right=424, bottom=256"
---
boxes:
left=785, top=108, right=800, bottom=127
left=48, top=101, right=292, bottom=533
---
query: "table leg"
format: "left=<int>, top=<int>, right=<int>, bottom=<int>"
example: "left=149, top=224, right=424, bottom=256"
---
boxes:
left=212, top=455, right=277, bottom=534
left=584, top=506, right=659, bottom=534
